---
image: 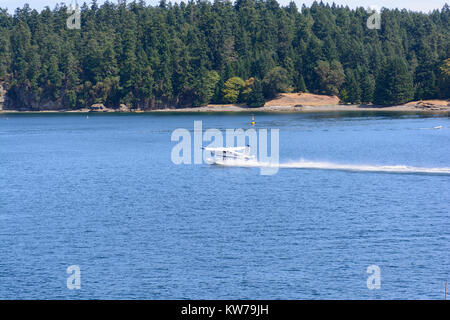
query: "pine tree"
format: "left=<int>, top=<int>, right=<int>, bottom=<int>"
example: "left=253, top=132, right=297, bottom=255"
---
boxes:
left=437, top=58, right=450, bottom=98
left=413, top=42, right=438, bottom=100
left=246, top=78, right=265, bottom=107
left=374, top=57, right=414, bottom=105
left=0, top=2, right=448, bottom=109
left=360, top=73, right=375, bottom=104
left=194, top=70, right=220, bottom=106
left=0, top=28, right=10, bottom=79
left=297, top=75, right=307, bottom=92
left=341, top=69, right=361, bottom=103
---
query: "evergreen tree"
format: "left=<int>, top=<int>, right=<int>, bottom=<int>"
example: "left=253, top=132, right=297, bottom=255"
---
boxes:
left=194, top=70, right=220, bottom=106
left=437, top=58, right=450, bottom=98
left=0, top=28, right=10, bottom=79
left=413, top=42, right=438, bottom=100
left=297, top=75, right=307, bottom=92
left=262, top=66, right=292, bottom=98
left=360, top=72, right=375, bottom=104
left=374, top=57, right=414, bottom=105
left=246, top=78, right=265, bottom=107
left=0, top=1, right=448, bottom=109
left=341, top=69, right=361, bottom=103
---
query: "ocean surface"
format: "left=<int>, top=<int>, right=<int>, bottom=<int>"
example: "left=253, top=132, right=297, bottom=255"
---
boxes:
left=0, top=111, right=449, bottom=299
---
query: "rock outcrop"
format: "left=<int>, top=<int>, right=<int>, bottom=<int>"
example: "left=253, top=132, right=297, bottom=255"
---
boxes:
left=404, top=100, right=450, bottom=111
left=265, top=92, right=340, bottom=107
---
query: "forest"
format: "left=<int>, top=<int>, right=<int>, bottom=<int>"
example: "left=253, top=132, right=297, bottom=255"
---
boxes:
left=0, top=0, right=449, bottom=110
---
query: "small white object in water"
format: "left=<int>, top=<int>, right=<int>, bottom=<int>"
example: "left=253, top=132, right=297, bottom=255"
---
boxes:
left=433, top=125, right=442, bottom=129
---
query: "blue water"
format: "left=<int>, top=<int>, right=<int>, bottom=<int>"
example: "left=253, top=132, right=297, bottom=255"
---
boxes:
left=0, top=112, right=449, bottom=299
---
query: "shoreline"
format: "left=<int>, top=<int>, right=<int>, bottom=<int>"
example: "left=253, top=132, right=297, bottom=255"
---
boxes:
left=1, top=104, right=449, bottom=114
left=151, top=104, right=450, bottom=113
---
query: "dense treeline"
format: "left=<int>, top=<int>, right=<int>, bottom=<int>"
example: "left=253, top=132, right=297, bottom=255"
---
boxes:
left=0, top=0, right=449, bottom=110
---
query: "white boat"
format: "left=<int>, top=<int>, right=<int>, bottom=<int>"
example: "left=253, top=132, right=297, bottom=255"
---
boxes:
left=202, top=146, right=257, bottom=166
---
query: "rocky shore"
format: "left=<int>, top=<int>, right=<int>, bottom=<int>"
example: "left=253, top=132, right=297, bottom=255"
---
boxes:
left=1, top=91, right=448, bottom=113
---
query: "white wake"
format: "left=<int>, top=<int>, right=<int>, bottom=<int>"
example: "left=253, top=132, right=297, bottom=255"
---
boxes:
left=279, top=160, right=450, bottom=174
left=217, top=159, right=450, bottom=175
